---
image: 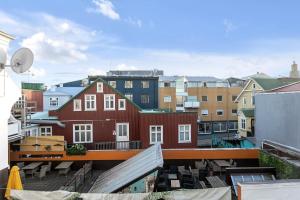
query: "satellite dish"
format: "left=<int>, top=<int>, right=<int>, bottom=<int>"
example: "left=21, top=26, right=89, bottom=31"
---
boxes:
left=10, top=48, right=34, bottom=74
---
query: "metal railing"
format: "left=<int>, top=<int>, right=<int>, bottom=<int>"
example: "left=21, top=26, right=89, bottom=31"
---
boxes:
left=94, top=140, right=142, bottom=150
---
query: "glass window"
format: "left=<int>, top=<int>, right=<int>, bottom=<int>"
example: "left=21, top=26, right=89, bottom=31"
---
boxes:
left=216, top=109, right=224, bottom=116
left=118, top=99, right=126, bottom=110
left=73, top=124, right=93, bottom=143
left=178, top=124, right=191, bottom=143
left=49, top=97, right=59, bottom=107
left=150, top=125, right=163, bottom=144
left=125, top=94, right=133, bottom=101
left=198, top=123, right=211, bottom=134
left=109, top=81, right=116, bottom=88
left=96, top=82, right=103, bottom=93
left=202, top=96, right=208, bottom=102
left=217, top=95, right=223, bottom=102
left=232, top=109, right=237, bottom=115
left=232, top=95, right=237, bottom=102
left=141, top=81, right=149, bottom=88
left=164, top=82, right=170, bottom=87
left=241, top=119, right=246, bottom=129
left=125, top=81, right=133, bottom=88
left=213, top=122, right=227, bottom=132
left=228, top=121, right=238, bottom=130
left=163, top=96, right=172, bottom=103
left=85, top=95, right=96, bottom=111
left=141, top=95, right=150, bottom=104
left=201, top=109, right=209, bottom=116
left=73, top=99, right=81, bottom=111
left=104, top=94, right=115, bottom=110
left=40, top=126, right=52, bottom=136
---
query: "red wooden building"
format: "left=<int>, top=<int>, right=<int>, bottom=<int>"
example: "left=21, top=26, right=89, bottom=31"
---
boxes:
left=40, top=78, right=198, bottom=149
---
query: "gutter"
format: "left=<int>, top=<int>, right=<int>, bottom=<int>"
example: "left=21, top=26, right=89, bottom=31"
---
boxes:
left=29, top=120, right=65, bottom=128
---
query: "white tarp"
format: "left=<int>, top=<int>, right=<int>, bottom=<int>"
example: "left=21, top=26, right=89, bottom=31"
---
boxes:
left=10, top=190, right=80, bottom=200
left=239, top=180, right=300, bottom=200
left=11, top=188, right=231, bottom=200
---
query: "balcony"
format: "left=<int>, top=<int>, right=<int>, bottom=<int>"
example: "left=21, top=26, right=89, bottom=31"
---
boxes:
left=184, top=101, right=200, bottom=108
left=94, top=141, right=142, bottom=150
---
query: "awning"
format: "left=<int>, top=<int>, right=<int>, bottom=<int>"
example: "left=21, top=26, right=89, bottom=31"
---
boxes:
left=89, top=144, right=163, bottom=193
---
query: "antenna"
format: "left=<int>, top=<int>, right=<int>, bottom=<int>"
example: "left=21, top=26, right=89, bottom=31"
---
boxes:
left=10, top=48, right=34, bottom=74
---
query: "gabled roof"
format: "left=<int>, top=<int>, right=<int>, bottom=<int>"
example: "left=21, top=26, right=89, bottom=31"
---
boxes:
left=55, top=77, right=142, bottom=111
left=266, top=81, right=300, bottom=92
left=240, top=108, right=254, bottom=118
left=252, top=77, right=300, bottom=90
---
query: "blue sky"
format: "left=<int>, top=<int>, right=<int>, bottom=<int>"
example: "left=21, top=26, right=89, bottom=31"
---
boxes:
left=2, top=0, right=300, bottom=85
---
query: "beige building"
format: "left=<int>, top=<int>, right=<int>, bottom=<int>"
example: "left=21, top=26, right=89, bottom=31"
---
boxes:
left=159, top=76, right=243, bottom=137
left=235, top=75, right=300, bottom=137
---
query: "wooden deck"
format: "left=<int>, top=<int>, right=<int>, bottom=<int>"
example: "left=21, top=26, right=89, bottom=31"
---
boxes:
left=10, top=148, right=259, bottom=162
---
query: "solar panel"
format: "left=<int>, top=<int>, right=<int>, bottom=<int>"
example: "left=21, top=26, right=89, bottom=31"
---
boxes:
left=231, top=173, right=276, bottom=194
left=89, top=144, right=163, bottom=193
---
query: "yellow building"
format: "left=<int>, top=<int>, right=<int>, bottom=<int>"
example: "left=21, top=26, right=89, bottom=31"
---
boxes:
left=235, top=76, right=300, bottom=137
left=159, top=76, right=243, bottom=139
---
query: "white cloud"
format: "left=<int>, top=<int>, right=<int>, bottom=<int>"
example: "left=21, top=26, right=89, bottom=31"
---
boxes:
left=124, top=17, right=142, bottom=28
left=87, top=67, right=106, bottom=75
left=223, top=19, right=237, bottom=34
left=29, top=67, right=46, bottom=78
left=21, top=32, right=87, bottom=63
left=115, top=63, right=139, bottom=70
left=90, top=0, right=120, bottom=20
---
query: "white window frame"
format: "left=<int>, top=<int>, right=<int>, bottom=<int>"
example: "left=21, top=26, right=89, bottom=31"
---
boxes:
left=178, top=124, right=191, bottom=143
left=163, top=96, right=172, bottom=103
left=202, top=96, right=208, bottom=102
left=149, top=125, right=163, bottom=144
left=216, top=109, right=224, bottom=116
left=104, top=94, right=115, bottom=111
left=39, top=126, right=52, bottom=136
left=84, top=94, right=96, bottom=111
left=201, top=109, right=209, bottom=116
left=228, top=121, right=238, bottom=130
left=49, top=97, right=59, bottom=107
left=217, top=95, right=223, bottom=102
left=125, top=81, right=133, bottom=88
left=141, top=95, right=150, bottom=104
left=109, top=81, right=116, bottom=88
left=118, top=99, right=126, bottom=110
left=214, top=122, right=227, bottom=132
left=141, top=81, right=150, bottom=88
left=73, top=124, right=93, bottom=143
left=73, top=99, right=82, bottom=111
left=97, top=82, right=103, bottom=93
left=199, top=123, right=211, bottom=135
left=241, top=118, right=246, bottom=130
left=231, top=109, right=237, bottom=115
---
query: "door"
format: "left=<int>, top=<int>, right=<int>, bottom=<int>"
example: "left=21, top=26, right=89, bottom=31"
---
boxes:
left=116, top=123, right=129, bottom=149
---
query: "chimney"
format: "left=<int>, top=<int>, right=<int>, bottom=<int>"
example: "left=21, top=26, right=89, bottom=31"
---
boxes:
left=290, top=61, right=299, bottom=78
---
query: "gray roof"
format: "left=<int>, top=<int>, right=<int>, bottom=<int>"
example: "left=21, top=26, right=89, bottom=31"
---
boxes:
left=31, top=112, right=58, bottom=120
left=89, top=144, right=163, bottom=193
left=159, top=76, right=222, bottom=82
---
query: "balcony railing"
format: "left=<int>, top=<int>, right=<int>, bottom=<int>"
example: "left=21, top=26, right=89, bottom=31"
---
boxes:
left=94, top=141, right=142, bottom=150
left=184, top=101, right=200, bottom=108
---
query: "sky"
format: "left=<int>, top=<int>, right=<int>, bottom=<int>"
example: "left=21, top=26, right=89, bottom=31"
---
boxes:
left=2, top=0, right=300, bottom=85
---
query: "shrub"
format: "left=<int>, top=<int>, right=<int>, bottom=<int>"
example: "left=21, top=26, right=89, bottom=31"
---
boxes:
left=67, top=144, right=86, bottom=155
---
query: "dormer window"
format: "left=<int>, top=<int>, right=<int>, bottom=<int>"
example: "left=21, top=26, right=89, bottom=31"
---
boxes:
left=97, top=82, right=103, bottom=93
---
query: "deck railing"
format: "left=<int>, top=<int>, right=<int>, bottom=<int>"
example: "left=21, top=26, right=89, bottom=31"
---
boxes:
left=94, top=140, right=142, bottom=150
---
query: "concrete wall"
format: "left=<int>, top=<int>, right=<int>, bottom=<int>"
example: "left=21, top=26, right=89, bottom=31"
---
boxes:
left=255, top=92, right=300, bottom=148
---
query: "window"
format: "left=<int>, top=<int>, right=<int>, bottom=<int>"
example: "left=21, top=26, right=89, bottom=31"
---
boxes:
left=252, top=95, right=255, bottom=105
left=73, top=99, right=81, bottom=111
left=198, top=123, right=211, bottom=134
left=164, top=82, right=171, bottom=87
left=232, top=95, right=237, bottom=102
left=216, top=109, right=224, bottom=116
left=125, top=94, right=133, bottom=101
left=201, top=109, right=209, bottom=116
left=178, top=124, right=191, bottom=143
left=202, top=96, right=208, bottom=102
left=241, top=119, right=246, bottom=130
left=232, top=109, right=237, bottom=115
left=97, top=82, right=103, bottom=93
left=243, top=97, right=247, bottom=105
left=73, top=124, right=93, bottom=143
left=141, top=95, right=150, bottom=104
left=109, top=81, right=116, bottom=88
left=253, top=83, right=256, bottom=89
left=125, top=81, right=133, bottom=88
left=49, top=97, right=58, bottom=107
left=141, top=81, right=149, bottom=88
left=217, top=95, right=223, bottom=102
left=163, top=96, right=172, bottom=103
left=85, top=95, right=96, bottom=111
left=104, top=94, right=115, bottom=110
left=40, top=126, right=52, bottom=136
left=213, top=122, right=227, bottom=132
left=150, top=125, right=163, bottom=144
left=118, top=99, right=126, bottom=110
left=228, top=121, right=238, bottom=130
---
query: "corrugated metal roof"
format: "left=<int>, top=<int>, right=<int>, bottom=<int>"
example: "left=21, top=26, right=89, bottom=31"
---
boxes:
left=89, top=144, right=163, bottom=193
left=44, top=87, right=84, bottom=96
